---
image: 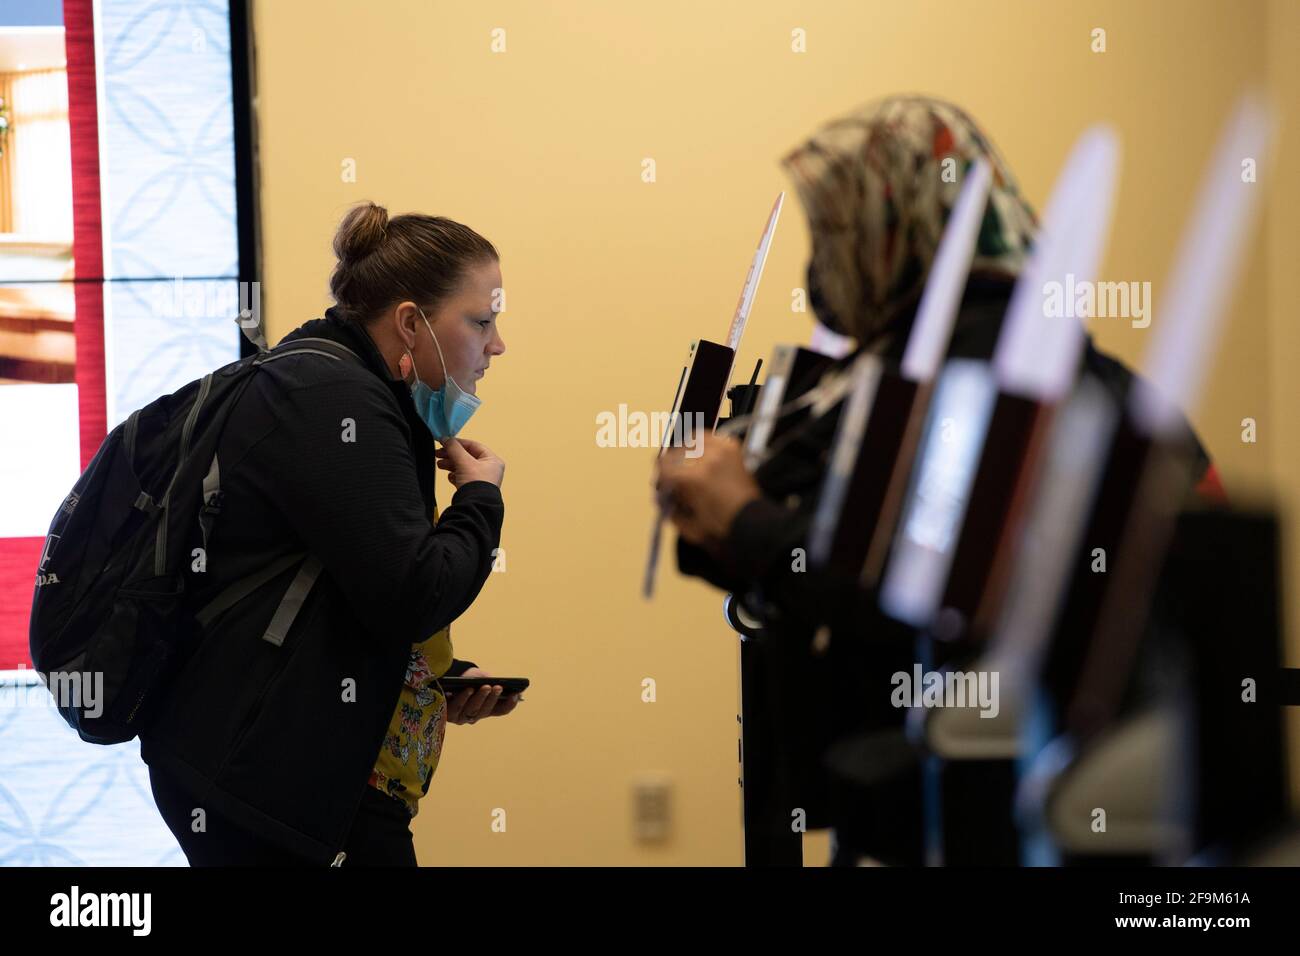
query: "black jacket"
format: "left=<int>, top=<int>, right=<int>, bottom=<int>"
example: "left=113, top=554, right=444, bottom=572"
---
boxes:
left=140, top=308, right=504, bottom=864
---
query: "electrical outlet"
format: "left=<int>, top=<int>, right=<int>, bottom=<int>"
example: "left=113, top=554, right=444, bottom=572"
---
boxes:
left=633, top=777, right=672, bottom=843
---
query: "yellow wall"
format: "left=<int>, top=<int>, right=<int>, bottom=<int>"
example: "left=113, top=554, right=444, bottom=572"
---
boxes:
left=251, top=0, right=1295, bottom=864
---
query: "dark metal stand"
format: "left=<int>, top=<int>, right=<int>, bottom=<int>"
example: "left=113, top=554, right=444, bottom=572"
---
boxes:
left=721, top=382, right=803, bottom=867
left=730, top=607, right=803, bottom=866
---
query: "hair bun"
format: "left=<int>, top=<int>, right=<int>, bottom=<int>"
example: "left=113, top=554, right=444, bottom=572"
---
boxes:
left=333, top=201, right=389, bottom=263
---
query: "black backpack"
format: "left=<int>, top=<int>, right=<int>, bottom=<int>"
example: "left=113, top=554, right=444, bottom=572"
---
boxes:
left=28, top=335, right=362, bottom=744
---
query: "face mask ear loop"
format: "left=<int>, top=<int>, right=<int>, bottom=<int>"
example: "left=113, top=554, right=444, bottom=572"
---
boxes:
left=418, top=306, right=451, bottom=387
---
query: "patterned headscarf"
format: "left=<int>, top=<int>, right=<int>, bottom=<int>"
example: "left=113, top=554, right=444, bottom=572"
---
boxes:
left=781, top=95, right=1039, bottom=347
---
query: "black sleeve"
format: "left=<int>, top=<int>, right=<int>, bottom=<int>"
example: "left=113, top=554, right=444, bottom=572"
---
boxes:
left=446, top=658, right=478, bottom=677
left=676, top=536, right=744, bottom=593
left=257, top=373, right=504, bottom=655
left=677, top=496, right=866, bottom=633
left=676, top=497, right=810, bottom=597
left=673, top=500, right=789, bottom=598
left=722, top=496, right=810, bottom=586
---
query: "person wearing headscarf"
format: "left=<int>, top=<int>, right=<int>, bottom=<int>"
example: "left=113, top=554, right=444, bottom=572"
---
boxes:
left=653, top=95, right=1219, bottom=864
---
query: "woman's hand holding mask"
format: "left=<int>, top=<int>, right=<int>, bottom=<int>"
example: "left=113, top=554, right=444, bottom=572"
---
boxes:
left=435, top=437, right=505, bottom=488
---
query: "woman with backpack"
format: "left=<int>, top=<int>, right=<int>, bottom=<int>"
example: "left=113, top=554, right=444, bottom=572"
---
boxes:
left=142, top=202, right=519, bottom=866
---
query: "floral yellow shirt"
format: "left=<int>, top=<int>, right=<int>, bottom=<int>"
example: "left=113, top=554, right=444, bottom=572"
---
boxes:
left=368, top=505, right=455, bottom=817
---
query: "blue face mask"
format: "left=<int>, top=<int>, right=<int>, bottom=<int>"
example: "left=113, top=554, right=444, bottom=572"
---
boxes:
left=406, top=307, right=482, bottom=440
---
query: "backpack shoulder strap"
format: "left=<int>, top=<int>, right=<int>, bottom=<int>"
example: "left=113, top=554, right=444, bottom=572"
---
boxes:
left=190, top=337, right=357, bottom=644
left=255, top=337, right=365, bottom=369
left=194, top=551, right=321, bottom=648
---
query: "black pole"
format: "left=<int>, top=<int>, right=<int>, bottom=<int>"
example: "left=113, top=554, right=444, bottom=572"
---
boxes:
left=229, top=0, right=261, bottom=358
